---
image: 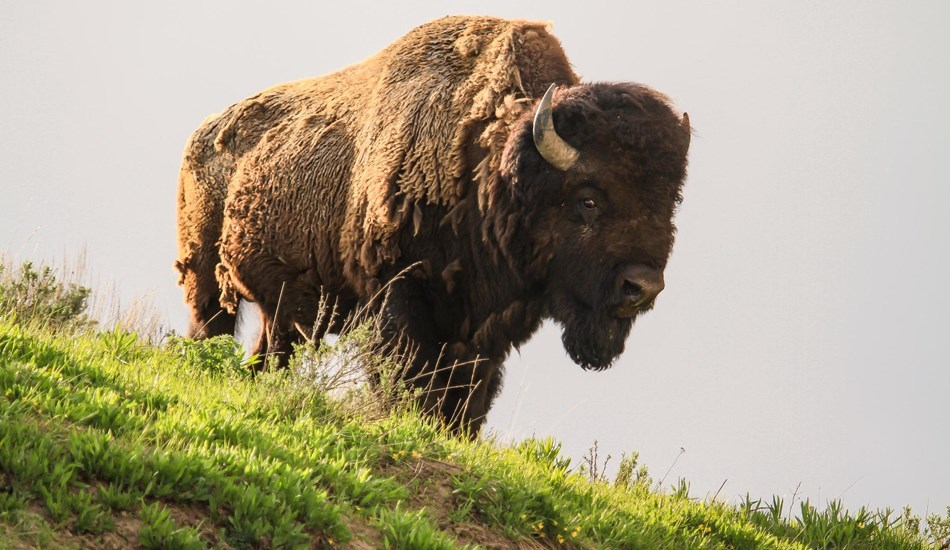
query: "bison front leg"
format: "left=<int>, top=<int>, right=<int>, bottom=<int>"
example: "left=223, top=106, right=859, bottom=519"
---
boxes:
left=375, top=275, right=499, bottom=436
left=417, top=356, right=502, bottom=436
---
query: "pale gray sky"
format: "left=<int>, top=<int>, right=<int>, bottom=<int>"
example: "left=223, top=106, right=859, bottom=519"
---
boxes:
left=2, top=1, right=947, bottom=515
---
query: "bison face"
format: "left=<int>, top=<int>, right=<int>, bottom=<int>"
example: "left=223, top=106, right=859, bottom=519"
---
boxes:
left=542, top=166, right=679, bottom=371
left=504, top=83, right=690, bottom=370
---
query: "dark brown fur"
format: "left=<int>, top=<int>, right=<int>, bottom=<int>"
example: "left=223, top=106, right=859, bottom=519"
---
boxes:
left=175, top=16, right=690, bottom=433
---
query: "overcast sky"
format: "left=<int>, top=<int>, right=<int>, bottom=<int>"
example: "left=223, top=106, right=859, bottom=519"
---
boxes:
left=2, top=1, right=947, bottom=516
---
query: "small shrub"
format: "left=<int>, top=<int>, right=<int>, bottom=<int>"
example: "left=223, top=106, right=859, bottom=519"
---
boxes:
left=613, top=451, right=652, bottom=491
left=924, top=506, right=950, bottom=547
left=0, top=260, right=91, bottom=330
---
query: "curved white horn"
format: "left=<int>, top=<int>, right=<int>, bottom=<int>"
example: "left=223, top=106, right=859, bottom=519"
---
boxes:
left=532, top=84, right=580, bottom=171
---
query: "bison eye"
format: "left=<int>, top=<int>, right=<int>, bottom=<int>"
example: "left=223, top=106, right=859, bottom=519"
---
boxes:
left=573, top=187, right=605, bottom=224
left=575, top=194, right=603, bottom=224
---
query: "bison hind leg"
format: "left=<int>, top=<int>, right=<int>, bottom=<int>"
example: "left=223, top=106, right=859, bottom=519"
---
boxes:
left=176, top=257, right=237, bottom=340
left=189, top=299, right=237, bottom=340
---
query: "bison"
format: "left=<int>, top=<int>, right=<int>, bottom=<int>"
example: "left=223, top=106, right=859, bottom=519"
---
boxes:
left=175, top=16, right=691, bottom=433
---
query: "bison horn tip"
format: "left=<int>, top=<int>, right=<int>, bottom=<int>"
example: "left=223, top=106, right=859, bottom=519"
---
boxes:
left=680, top=112, right=691, bottom=150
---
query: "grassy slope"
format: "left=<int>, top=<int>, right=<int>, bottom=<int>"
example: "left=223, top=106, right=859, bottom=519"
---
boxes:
left=0, top=319, right=942, bottom=549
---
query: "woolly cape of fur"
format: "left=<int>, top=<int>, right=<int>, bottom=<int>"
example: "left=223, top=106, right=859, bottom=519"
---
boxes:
left=188, top=16, right=579, bottom=308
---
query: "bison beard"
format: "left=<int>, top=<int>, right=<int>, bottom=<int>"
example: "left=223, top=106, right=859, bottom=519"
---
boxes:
left=558, top=306, right=634, bottom=372
left=175, top=16, right=691, bottom=434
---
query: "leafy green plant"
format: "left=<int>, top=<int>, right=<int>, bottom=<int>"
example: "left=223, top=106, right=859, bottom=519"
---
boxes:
left=100, top=325, right=139, bottom=362
left=672, top=478, right=692, bottom=500
left=139, top=501, right=204, bottom=549
left=374, top=503, right=460, bottom=549
left=164, top=334, right=255, bottom=378
left=0, top=490, right=25, bottom=516
left=69, top=490, right=114, bottom=534
left=516, top=437, right=572, bottom=474
left=95, top=483, right=136, bottom=511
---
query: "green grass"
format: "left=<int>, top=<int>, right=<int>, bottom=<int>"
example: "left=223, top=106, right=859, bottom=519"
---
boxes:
left=0, top=258, right=947, bottom=549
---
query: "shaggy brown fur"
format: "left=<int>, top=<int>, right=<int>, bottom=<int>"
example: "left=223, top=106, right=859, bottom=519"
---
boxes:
left=176, top=16, right=691, bottom=433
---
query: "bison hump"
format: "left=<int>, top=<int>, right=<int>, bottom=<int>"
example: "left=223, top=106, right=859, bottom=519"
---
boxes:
left=341, top=16, right=578, bottom=281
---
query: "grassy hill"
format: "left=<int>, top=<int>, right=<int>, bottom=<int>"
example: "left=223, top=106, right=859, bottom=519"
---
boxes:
left=0, top=259, right=947, bottom=549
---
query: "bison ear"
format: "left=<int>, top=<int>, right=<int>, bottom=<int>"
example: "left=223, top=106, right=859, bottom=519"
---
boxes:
left=501, top=118, right=550, bottom=196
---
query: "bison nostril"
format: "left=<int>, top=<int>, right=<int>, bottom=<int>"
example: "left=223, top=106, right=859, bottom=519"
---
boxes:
left=621, top=280, right=644, bottom=303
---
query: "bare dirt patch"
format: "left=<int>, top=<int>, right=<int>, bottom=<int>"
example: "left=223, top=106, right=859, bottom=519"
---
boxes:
left=341, top=512, right=382, bottom=549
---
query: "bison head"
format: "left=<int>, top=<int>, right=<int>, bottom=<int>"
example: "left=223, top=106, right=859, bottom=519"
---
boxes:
left=500, top=83, right=691, bottom=370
